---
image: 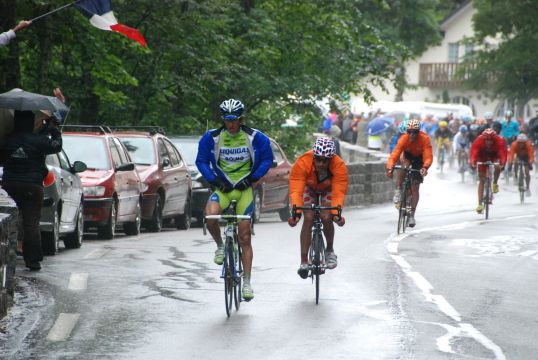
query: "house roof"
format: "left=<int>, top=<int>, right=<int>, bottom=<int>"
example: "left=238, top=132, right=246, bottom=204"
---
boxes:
left=440, top=0, right=472, bottom=30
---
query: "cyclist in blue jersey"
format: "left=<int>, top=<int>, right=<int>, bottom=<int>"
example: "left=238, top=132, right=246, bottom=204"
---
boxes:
left=196, top=99, right=273, bottom=301
left=501, top=110, right=520, bottom=146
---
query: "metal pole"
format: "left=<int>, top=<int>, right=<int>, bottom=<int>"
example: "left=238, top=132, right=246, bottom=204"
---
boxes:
left=29, top=0, right=82, bottom=23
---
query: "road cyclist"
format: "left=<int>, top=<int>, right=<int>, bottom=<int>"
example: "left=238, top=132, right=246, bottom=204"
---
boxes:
left=196, top=98, right=273, bottom=301
left=470, top=128, right=507, bottom=214
left=288, top=137, right=348, bottom=280
left=434, top=120, right=453, bottom=172
left=453, top=124, right=470, bottom=180
left=508, top=133, right=534, bottom=198
left=386, top=119, right=433, bottom=228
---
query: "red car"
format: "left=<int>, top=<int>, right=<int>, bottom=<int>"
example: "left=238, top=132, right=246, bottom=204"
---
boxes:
left=62, top=126, right=142, bottom=239
left=113, top=128, right=192, bottom=232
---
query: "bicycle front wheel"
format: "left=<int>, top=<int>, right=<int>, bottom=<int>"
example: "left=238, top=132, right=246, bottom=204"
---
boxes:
left=484, top=177, right=490, bottom=220
left=519, top=164, right=525, bottom=204
left=397, top=186, right=408, bottom=234
left=224, top=245, right=234, bottom=317
left=312, top=231, right=323, bottom=304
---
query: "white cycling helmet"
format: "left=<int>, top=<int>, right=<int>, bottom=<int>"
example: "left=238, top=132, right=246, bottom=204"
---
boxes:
left=312, top=137, right=336, bottom=158
left=219, top=99, right=245, bottom=120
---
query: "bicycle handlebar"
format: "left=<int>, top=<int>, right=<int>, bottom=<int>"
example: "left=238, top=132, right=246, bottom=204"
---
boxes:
left=476, top=161, right=501, bottom=166
left=291, top=204, right=342, bottom=221
left=391, top=165, right=422, bottom=173
left=204, top=214, right=252, bottom=220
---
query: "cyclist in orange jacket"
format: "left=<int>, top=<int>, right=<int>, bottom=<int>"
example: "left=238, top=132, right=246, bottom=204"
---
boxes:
left=508, top=133, right=535, bottom=197
left=288, top=137, right=348, bottom=279
left=386, top=119, right=433, bottom=228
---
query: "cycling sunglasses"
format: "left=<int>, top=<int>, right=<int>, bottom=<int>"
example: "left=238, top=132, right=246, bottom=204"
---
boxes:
left=223, top=114, right=243, bottom=121
left=314, top=156, right=330, bottom=163
left=407, top=129, right=420, bottom=135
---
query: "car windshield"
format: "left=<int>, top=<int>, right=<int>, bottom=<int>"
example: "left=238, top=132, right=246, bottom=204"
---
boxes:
left=172, top=139, right=197, bottom=166
left=119, top=137, right=156, bottom=165
left=63, top=136, right=111, bottom=170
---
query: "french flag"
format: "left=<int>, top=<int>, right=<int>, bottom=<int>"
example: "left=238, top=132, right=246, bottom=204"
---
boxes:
left=75, top=0, right=147, bottom=48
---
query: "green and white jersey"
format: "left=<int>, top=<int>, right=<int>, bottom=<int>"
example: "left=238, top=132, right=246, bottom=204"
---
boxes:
left=217, top=131, right=253, bottom=183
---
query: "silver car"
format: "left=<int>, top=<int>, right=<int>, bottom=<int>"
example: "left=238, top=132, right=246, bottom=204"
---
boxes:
left=41, top=150, right=87, bottom=255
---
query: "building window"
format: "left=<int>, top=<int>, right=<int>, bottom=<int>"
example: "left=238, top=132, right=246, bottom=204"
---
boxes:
left=448, top=43, right=459, bottom=63
left=464, top=44, right=474, bottom=59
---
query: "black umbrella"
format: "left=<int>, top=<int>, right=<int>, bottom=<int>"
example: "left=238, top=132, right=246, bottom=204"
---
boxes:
left=0, top=89, right=69, bottom=112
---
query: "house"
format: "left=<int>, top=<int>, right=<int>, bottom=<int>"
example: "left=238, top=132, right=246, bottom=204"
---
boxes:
left=367, top=0, right=538, bottom=121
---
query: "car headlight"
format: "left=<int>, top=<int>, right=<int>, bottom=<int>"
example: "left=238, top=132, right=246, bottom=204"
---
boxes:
left=140, top=183, right=149, bottom=193
left=83, top=186, right=106, bottom=197
left=192, top=180, right=204, bottom=189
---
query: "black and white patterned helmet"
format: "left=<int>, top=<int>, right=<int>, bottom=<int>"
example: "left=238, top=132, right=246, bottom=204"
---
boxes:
left=219, top=99, right=245, bottom=120
left=312, top=137, right=336, bottom=158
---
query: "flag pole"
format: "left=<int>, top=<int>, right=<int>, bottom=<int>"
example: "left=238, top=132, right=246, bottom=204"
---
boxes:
left=30, top=0, right=83, bottom=23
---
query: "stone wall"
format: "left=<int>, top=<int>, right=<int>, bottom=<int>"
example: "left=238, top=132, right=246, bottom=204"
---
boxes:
left=0, top=191, right=18, bottom=319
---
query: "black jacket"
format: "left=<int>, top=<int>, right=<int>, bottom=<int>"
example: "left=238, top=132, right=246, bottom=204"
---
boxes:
left=1, top=111, right=62, bottom=185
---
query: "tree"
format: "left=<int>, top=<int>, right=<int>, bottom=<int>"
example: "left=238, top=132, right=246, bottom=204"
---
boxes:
left=464, top=0, right=538, bottom=116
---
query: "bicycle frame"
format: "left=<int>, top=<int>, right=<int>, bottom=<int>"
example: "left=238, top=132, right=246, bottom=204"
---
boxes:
left=515, top=159, right=527, bottom=204
left=292, top=195, right=341, bottom=304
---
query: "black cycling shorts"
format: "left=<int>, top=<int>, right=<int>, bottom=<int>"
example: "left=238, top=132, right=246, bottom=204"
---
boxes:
left=403, top=151, right=424, bottom=183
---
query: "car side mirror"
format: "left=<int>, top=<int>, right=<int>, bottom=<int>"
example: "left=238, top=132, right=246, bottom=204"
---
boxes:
left=271, top=160, right=278, bottom=168
left=72, top=161, right=87, bottom=173
left=116, top=162, right=135, bottom=172
left=161, top=157, right=171, bottom=168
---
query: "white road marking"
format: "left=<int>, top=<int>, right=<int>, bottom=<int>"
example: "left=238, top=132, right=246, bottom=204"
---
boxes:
left=385, top=214, right=534, bottom=359
left=46, top=313, right=80, bottom=342
left=83, top=248, right=109, bottom=259
left=68, top=273, right=88, bottom=291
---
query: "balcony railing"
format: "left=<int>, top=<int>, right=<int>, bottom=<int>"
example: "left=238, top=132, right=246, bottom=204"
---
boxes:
left=419, top=63, right=477, bottom=88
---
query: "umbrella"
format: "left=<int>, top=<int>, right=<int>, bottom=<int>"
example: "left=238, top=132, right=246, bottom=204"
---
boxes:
left=0, top=89, right=69, bottom=112
left=366, top=116, right=393, bottom=136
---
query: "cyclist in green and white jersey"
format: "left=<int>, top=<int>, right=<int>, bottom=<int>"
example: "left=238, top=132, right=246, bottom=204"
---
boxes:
left=196, top=99, right=273, bottom=301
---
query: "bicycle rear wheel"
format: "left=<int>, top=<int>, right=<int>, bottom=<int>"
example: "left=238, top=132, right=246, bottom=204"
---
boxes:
left=233, top=244, right=242, bottom=310
left=224, top=245, right=234, bottom=317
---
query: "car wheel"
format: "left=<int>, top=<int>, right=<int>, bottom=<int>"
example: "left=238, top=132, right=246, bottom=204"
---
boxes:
left=64, top=201, right=84, bottom=249
left=252, top=188, right=261, bottom=223
left=175, top=196, right=191, bottom=230
left=42, top=208, right=60, bottom=255
left=278, top=200, right=291, bottom=222
left=124, top=200, right=142, bottom=236
left=146, top=195, right=163, bottom=232
left=98, top=200, right=116, bottom=240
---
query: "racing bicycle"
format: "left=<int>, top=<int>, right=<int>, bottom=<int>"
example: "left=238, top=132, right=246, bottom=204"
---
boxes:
left=515, top=159, right=526, bottom=204
left=392, top=165, right=421, bottom=234
left=292, top=196, right=341, bottom=305
left=203, top=201, right=251, bottom=317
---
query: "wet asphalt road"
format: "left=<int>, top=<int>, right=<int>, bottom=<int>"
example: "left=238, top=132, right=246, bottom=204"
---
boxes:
left=1, top=168, right=537, bottom=360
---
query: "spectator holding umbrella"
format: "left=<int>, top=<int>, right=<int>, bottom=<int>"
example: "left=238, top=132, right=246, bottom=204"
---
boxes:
left=0, top=88, right=66, bottom=271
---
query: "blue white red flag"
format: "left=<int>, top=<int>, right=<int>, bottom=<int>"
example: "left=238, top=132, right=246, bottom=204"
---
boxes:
left=75, top=0, right=147, bottom=48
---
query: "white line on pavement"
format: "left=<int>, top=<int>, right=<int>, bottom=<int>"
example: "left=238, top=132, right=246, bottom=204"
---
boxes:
left=384, top=214, right=533, bottom=360
left=46, top=313, right=80, bottom=342
left=83, top=248, right=109, bottom=259
left=68, top=273, right=88, bottom=291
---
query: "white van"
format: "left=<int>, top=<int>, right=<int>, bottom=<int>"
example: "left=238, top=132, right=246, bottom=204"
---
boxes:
left=367, top=100, right=473, bottom=120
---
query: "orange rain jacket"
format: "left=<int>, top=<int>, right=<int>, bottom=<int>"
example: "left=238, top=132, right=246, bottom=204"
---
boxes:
left=386, top=131, right=433, bottom=170
left=508, top=140, right=535, bottom=164
left=289, top=150, right=348, bottom=213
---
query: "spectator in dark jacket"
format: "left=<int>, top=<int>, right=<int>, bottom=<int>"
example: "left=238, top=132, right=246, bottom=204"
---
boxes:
left=1, top=108, right=62, bottom=270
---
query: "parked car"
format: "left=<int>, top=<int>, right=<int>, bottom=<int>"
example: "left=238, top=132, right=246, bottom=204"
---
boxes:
left=170, top=136, right=292, bottom=223
left=0, top=150, right=87, bottom=255
left=169, top=136, right=211, bottom=225
left=112, top=127, right=192, bottom=232
left=62, top=126, right=142, bottom=239
left=40, top=150, right=87, bottom=254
